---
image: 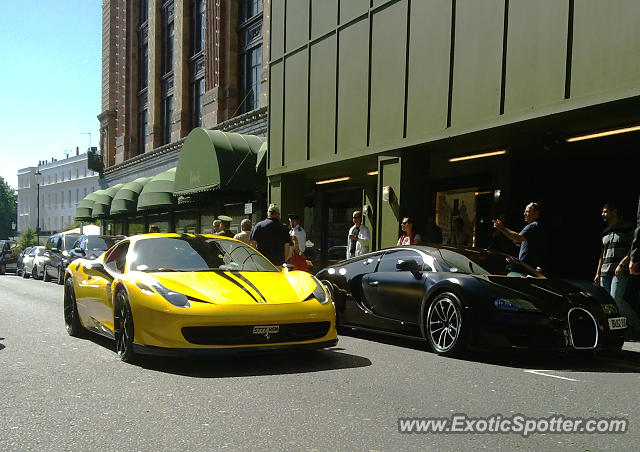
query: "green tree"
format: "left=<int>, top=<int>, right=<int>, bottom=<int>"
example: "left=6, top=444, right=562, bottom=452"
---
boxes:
left=18, top=227, right=38, bottom=249
left=0, top=176, right=17, bottom=238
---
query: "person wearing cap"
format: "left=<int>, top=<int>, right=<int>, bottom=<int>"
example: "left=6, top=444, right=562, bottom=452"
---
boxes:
left=287, top=213, right=306, bottom=258
left=216, top=215, right=235, bottom=238
left=233, top=219, right=253, bottom=245
left=251, top=204, right=292, bottom=266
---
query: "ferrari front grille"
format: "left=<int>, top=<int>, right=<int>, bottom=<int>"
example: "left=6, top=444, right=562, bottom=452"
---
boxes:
left=182, top=322, right=331, bottom=345
left=568, top=307, right=598, bottom=349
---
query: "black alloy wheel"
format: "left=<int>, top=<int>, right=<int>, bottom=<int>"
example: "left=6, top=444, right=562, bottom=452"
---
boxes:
left=43, top=265, right=51, bottom=282
left=64, top=278, right=83, bottom=336
left=425, top=292, right=466, bottom=357
left=114, top=290, right=136, bottom=363
left=56, top=267, right=64, bottom=285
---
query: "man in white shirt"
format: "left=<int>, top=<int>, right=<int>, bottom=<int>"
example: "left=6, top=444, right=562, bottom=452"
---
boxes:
left=288, top=213, right=306, bottom=257
left=347, top=210, right=370, bottom=258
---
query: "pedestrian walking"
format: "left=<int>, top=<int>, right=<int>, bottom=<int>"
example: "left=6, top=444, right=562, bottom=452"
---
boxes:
left=493, top=201, right=547, bottom=270
left=595, top=201, right=640, bottom=339
left=448, top=217, right=471, bottom=246
left=287, top=213, right=307, bottom=257
left=233, top=219, right=252, bottom=245
left=347, top=210, right=370, bottom=259
left=251, top=204, right=292, bottom=266
left=397, top=216, right=422, bottom=245
left=212, top=219, right=222, bottom=234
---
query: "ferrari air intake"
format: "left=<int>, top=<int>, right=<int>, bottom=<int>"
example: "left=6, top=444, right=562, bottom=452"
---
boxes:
left=567, top=307, right=598, bottom=349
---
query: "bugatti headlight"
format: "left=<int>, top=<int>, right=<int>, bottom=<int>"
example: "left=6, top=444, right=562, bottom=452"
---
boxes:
left=494, top=298, right=540, bottom=313
left=136, top=280, right=190, bottom=308
left=305, top=276, right=332, bottom=305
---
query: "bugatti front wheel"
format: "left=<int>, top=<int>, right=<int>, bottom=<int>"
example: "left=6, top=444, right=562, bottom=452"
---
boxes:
left=114, top=290, right=136, bottom=363
left=425, top=292, right=467, bottom=357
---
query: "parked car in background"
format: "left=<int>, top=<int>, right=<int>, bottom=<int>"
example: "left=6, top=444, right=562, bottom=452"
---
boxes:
left=0, top=239, right=20, bottom=275
left=22, top=246, right=46, bottom=279
left=43, top=233, right=82, bottom=284
left=68, top=235, right=126, bottom=263
left=16, top=246, right=34, bottom=277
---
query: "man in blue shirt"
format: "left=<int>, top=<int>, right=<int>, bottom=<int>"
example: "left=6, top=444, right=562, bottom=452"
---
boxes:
left=492, top=202, right=546, bottom=271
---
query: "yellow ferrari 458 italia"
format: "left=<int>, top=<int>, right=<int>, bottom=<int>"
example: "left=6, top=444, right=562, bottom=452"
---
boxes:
left=63, top=233, right=337, bottom=362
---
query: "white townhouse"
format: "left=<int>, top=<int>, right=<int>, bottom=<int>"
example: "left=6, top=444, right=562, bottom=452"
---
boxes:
left=17, top=149, right=100, bottom=235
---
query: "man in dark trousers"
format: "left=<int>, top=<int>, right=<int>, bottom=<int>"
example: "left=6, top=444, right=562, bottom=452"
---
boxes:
left=493, top=202, right=546, bottom=271
left=251, top=204, right=292, bottom=266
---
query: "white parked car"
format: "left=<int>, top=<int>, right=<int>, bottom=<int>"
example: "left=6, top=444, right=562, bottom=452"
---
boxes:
left=22, top=246, right=46, bottom=279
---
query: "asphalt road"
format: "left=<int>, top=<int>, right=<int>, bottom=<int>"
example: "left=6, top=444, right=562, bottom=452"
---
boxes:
left=2, top=274, right=640, bottom=451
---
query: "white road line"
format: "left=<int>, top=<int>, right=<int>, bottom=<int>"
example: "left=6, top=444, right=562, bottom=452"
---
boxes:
left=523, top=369, right=580, bottom=382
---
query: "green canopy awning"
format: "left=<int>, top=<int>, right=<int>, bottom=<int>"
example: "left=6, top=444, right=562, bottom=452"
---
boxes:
left=110, top=177, right=151, bottom=215
left=137, top=167, right=177, bottom=211
left=173, top=128, right=266, bottom=196
left=91, top=184, right=124, bottom=218
left=74, top=191, right=101, bottom=221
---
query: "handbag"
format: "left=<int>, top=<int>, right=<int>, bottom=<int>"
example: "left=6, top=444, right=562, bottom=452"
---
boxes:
left=287, top=253, right=309, bottom=271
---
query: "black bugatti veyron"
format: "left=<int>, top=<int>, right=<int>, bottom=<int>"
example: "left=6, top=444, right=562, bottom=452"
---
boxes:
left=316, top=245, right=627, bottom=356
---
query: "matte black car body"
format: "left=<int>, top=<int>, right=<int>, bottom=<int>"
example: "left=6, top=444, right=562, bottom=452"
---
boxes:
left=0, top=239, right=20, bottom=274
left=43, top=233, right=82, bottom=284
left=67, top=234, right=126, bottom=263
left=316, top=245, right=626, bottom=355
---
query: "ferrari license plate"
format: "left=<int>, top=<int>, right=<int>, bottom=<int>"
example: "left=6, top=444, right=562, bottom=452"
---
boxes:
left=608, top=317, right=627, bottom=330
left=253, top=325, right=279, bottom=335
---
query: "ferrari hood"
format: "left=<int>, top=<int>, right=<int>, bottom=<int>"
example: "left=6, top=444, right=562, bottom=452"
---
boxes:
left=138, top=271, right=311, bottom=305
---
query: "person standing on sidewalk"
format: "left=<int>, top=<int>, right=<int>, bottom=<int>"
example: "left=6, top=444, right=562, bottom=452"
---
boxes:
left=347, top=210, right=370, bottom=259
left=493, top=202, right=547, bottom=271
left=251, top=204, right=292, bottom=266
left=595, top=201, right=639, bottom=339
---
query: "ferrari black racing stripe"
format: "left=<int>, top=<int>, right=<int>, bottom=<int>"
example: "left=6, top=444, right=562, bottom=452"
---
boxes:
left=230, top=271, right=267, bottom=303
left=214, top=270, right=262, bottom=303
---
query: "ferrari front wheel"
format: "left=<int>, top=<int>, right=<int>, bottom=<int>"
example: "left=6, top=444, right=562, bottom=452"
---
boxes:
left=64, top=278, right=83, bottom=336
left=425, top=292, right=466, bottom=357
left=114, top=290, right=136, bottom=363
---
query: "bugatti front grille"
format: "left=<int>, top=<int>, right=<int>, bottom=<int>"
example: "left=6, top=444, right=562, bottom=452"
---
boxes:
left=182, top=322, right=331, bottom=345
left=568, top=308, right=598, bottom=349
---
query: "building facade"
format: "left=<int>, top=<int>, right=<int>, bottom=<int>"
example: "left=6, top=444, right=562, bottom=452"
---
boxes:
left=17, top=151, right=100, bottom=235
left=267, top=0, right=640, bottom=279
left=98, top=0, right=268, bottom=183
left=80, top=0, right=269, bottom=236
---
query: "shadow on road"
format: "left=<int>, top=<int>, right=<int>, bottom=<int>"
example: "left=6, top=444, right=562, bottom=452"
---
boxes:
left=340, top=329, right=640, bottom=373
left=0, top=337, right=4, bottom=351
left=82, top=332, right=372, bottom=377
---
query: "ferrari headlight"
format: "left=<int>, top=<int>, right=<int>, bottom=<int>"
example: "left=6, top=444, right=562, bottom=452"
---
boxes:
left=494, top=298, right=540, bottom=312
left=306, top=276, right=331, bottom=305
left=136, top=280, right=190, bottom=308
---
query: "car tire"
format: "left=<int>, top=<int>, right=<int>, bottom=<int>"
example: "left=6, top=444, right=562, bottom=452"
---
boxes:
left=0, top=263, right=5, bottom=275
left=64, top=277, right=83, bottom=337
left=56, top=267, right=64, bottom=285
left=23, top=268, right=30, bottom=279
left=114, top=290, right=136, bottom=363
left=43, top=265, right=51, bottom=282
left=424, top=291, right=467, bottom=357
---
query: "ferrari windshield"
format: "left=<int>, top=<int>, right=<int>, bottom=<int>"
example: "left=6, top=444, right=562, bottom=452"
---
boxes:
left=438, top=248, right=543, bottom=278
left=130, top=236, right=278, bottom=272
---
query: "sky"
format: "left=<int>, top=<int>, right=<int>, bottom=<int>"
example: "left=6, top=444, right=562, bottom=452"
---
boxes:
left=0, top=1, right=102, bottom=189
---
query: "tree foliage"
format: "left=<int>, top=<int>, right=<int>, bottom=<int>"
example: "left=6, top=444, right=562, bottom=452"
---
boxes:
left=0, top=176, right=17, bottom=238
left=18, top=227, right=38, bottom=249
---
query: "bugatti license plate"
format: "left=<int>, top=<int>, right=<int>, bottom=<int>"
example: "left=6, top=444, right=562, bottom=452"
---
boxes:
left=608, top=317, right=627, bottom=330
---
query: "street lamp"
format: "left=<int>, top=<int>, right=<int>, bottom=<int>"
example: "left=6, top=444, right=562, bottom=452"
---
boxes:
left=35, top=169, right=41, bottom=245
